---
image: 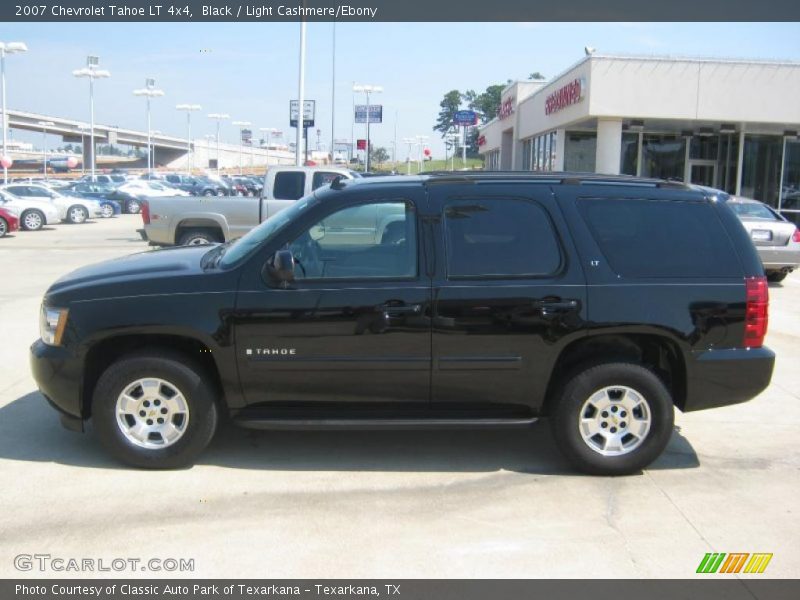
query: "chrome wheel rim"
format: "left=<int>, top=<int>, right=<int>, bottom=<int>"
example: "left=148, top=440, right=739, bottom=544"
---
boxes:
left=578, top=386, right=651, bottom=456
left=101, top=204, right=114, bottom=218
left=115, top=378, right=190, bottom=449
left=70, top=206, right=87, bottom=223
left=128, top=201, right=141, bottom=214
left=186, top=236, right=210, bottom=246
left=0, top=219, right=6, bottom=236
left=24, top=212, right=42, bottom=230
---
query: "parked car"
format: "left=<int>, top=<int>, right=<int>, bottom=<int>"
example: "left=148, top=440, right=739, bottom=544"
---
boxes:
left=119, top=180, right=190, bottom=198
left=0, top=183, right=103, bottom=224
left=79, top=174, right=128, bottom=186
left=163, top=174, right=226, bottom=197
left=727, top=196, right=800, bottom=282
left=32, top=172, right=774, bottom=473
left=63, top=184, right=122, bottom=218
left=0, top=188, right=66, bottom=230
left=143, top=166, right=359, bottom=246
left=0, top=205, right=19, bottom=237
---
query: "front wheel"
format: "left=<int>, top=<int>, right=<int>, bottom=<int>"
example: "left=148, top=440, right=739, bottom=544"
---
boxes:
left=21, top=209, right=45, bottom=231
left=100, top=203, right=115, bottom=218
left=550, top=362, right=674, bottom=476
left=67, top=205, right=89, bottom=224
left=92, top=352, right=219, bottom=468
left=0, top=217, right=7, bottom=238
left=126, top=199, right=142, bottom=214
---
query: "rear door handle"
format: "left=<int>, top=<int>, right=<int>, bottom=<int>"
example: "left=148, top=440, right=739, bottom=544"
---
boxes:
left=380, top=303, right=422, bottom=315
left=538, top=300, right=578, bottom=310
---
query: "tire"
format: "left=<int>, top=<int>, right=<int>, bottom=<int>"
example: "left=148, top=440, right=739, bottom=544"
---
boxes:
left=92, top=351, right=219, bottom=469
left=67, top=205, right=89, bottom=224
left=549, top=362, right=674, bottom=476
left=202, top=189, right=215, bottom=197
left=100, top=203, right=115, bottom=218
left=0, top=217, right=7, bottom=238
left=21, top=209, right=45, bottom=231
left=126, top=199, right=142, bottom=214
left=179, top=229, right=220, bottom=246
left=767, top=271, right=788, bottom=283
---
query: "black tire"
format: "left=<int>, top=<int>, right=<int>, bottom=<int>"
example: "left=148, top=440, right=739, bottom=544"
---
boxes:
left=67, top=205, right=89, bottom=224
left=0, top=217, right=7, bottom=238
left=178, top=229, right=221, bottom=246
left=92, top=351, right=218, bottom=469
left=550, top=362, right=674, bottom=476
left=21, top=209, right=45, bottom=231
left=202, top=189, right=215, bottom=197
left=126, top=199, right=142, bottom=214
left=767, top=271, right=788, bottom=283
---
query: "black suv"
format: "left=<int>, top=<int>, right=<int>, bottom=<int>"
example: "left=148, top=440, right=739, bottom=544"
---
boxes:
left=30, top=173, right=775, bottom=474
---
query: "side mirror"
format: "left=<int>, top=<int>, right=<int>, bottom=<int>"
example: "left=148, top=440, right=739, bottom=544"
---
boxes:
left=264, top=249, right=296, bottom=286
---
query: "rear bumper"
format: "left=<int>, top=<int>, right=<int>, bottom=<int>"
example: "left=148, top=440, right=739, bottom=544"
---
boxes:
left=683, top=346, right=775, bottom=412
left=30, top=338, right=83, bottom=421
left=757, top=244, right=800, bottom=270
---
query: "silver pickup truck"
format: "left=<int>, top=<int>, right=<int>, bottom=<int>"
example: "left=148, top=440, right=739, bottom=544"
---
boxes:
left=142, top=166, right=360, bottom=246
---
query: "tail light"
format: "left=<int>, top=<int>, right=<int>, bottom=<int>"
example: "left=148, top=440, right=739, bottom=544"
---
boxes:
left=792, top=227, right=800, bottom=243
left=743, top=276, right=769, bottom=348
left=140, top=200, right=150, bottom=225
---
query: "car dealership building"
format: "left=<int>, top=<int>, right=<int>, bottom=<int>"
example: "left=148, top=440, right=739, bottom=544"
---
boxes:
left=478, top=54, right=800, bottom=222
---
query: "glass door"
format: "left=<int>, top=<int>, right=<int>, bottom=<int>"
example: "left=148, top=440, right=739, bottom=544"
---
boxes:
left=688, top=160, right=717, bottom=187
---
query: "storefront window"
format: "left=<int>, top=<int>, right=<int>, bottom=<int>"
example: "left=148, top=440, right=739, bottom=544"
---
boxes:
left=521, top=139, right=532, bottom=171
left=564, top=132, right=596, bottom=172
left=620, top=132, right=639, bottom=176
left=780, top=139, right=800, bottom=225
left=690, top=136, right=719, bottom=160
left=641, top=135, right=685, bottom=181
left=534, top=137, right=541, bottom=171
left=741, top=135, right=782, bottom=207
left=549, top=131, right=558, bottom=171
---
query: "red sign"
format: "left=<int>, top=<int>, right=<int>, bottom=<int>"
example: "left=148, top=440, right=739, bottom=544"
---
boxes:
left=356, top=139, right=367, bottom=150
left=477, top=135, right=487, bottom=147
left=545, top=78, right=585, bottom=115
left=498, top=97, right=514, bottom=120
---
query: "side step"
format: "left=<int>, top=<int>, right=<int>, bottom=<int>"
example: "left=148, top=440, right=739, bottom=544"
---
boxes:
left=232, top=417, right=539, bottom=431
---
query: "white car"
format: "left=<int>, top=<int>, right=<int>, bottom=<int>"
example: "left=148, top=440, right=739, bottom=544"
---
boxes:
left=118, top=180, right=190, bottom=197
left=0, top=189, right=61, bottom=231
left=0, top=183, right=103, bottom=224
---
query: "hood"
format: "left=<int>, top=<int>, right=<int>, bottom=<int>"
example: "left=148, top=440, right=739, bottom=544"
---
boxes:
left=46, top=245, right=215, bottom=301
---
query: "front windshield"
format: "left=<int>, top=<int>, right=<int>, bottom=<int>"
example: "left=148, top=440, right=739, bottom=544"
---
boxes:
left=218, top=195, right=318, bottom=268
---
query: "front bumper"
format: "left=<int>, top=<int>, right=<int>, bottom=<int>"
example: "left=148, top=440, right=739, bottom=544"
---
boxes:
left=683, top=346, right=775, bottom=412
left=30, top=338, right=83, bottom=422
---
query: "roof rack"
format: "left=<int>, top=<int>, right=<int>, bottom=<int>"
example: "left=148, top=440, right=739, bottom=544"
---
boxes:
left=420, top=171, right=691, bottom=189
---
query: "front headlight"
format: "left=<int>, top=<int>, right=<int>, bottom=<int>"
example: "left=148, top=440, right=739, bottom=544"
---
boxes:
left=40, top=306, right=69, bottom=346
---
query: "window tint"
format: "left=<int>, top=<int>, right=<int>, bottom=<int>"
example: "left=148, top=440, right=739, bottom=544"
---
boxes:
left=6, top=186, right=27, bottom=196
left=579, top=198, right=740, bottom=278
left=273, top=172, right=306, bottom=200
left=312, top=172, right=341, bottom=190
left=289, top=201, right=416, bottom=280
left=444, top=199, right=561, bottom=278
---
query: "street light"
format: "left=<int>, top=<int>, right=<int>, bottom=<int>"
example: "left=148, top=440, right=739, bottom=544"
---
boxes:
left=260, top=127, right=278, bottom=169
left=37, top=121, right=54, bottom=180
left=1, top=41, right=27, bottom=184
left=232, top=120, right=251, bottom=175
left=133, top=78, right=164, bottom=175
left=76, top=124, right=90, bottom=174
left=353, top=83, right=382, bottom=171
left=73, top=55, right=110, bottom=181
left=176, top=103, right=201, bottom=173
left=207, top=113, right=229, bottom=174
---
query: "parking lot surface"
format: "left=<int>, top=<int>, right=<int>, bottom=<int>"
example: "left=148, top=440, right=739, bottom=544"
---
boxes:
left=1, top=216, right=798, bottom=578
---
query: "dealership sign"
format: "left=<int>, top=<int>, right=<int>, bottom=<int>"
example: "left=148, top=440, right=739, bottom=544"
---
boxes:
left=498, top=97, right=514, bottom=120
left=354, top=105, right=383, bottom=124
left=545, top=78, right=585, bottom=115
left=453, top=110, right=478, bottom=126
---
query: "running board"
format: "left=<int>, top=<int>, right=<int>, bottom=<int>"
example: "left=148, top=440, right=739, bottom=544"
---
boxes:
left=232, top=417, right=539, bottom=431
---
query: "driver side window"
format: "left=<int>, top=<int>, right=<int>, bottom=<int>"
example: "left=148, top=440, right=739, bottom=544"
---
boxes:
left=288, top=200, right=417, bottom=280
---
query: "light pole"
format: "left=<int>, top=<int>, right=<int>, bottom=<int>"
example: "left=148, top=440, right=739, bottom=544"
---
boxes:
left=296, top=21, right=307, bottom=167
left=176, top=103, right=201, bottom=173
left=260, top=127, right=277, bottom=169
left=232, top=120, right=251, bottom=175
left=416, top=135, right=428, bottom=173
left=133, top=78, right=164, bottom=176
left=38, top=120, right=54, bottom=180
left=73, top=56, right=110, bottom=181
left=353, top=83, right=382, bottom=172
left=402, top=137, right=416, bottom=175
left=207, top=113, right=229, bottom=175
left=76, top=124, right=90, bottom=174
left=1, top=41, right=27, bottom=184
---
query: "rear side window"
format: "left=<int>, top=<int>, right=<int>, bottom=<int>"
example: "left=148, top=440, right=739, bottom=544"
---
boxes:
left=444, top=198, right=562, bottom=278
left=273, top=172, right=306, bottom=200
left=579, top=198, right=740, bottom=278
left=312, top=172, right=341, bottom=190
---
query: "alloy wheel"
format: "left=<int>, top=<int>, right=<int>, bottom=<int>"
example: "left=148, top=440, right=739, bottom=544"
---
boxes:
left=578, top=386, right=652, bottom=456
left=115, top=378, right=190, bottom=449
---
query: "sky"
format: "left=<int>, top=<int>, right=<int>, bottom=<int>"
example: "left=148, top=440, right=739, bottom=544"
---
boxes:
left=2, top=21, right=800, bottom=159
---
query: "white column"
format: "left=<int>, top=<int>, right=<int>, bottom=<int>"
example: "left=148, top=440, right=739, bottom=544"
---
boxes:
left=554, top=128, right=566, bottom=171
left=735, top=127, right=746, bottom=196
left=595, top=118, right=623, bottom=175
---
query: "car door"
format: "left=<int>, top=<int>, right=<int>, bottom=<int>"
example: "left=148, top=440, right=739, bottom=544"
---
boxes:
left=427, top=183, right=588, bottom=415
left=234, top=187, right=433, bottom=407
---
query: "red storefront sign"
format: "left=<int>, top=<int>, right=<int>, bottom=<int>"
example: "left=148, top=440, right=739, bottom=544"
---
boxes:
left=545, top=78, right=585, bottom=115
left=356, top=139, right=367, bottom=150
left=477, top=135, right=487, bottom=147
left=498, top=97, right=514, bottom=120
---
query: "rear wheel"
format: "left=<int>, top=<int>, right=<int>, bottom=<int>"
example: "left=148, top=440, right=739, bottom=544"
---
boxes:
left=21, top=209, right=44, bottom=231
left=0, top=217, right=7, bottom=237
left=126, top=199, right=142, bottom=214
left=202, top=189, right=215, bottom=197
left=179, top=229, right=221, bottom=246
left=92, top=352, right=218, bottom=468
left=767, top=271, right=788, bottom=283
left=100, top=203, right=115, bottom=218
left=550, top=362, right=674, bottom=475
left=67, top=205, right=89, bottom=224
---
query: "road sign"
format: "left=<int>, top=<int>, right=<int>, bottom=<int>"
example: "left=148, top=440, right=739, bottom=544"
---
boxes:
left=290, top=100, right=315, bottom=128
left=356, top=139, right=367, bottom=150
left=354, top=104, right=383, bottom=124
left=453, top=110, right=478, bottom=126
left=241, top=128, right=252, bottom=145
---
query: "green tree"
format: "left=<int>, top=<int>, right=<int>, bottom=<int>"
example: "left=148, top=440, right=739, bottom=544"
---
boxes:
left=433, top=89, right=463, bottom=138
left=370, top=146, right=389, bottom=166
left=465, top=84, right=505, bottom=122
left=529, top=72, right=546, bottom=80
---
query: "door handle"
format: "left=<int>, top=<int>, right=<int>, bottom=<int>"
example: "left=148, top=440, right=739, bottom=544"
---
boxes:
left=537, top=299, right=578, bottom=310
left=380, top=303, right=422, bottom=315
